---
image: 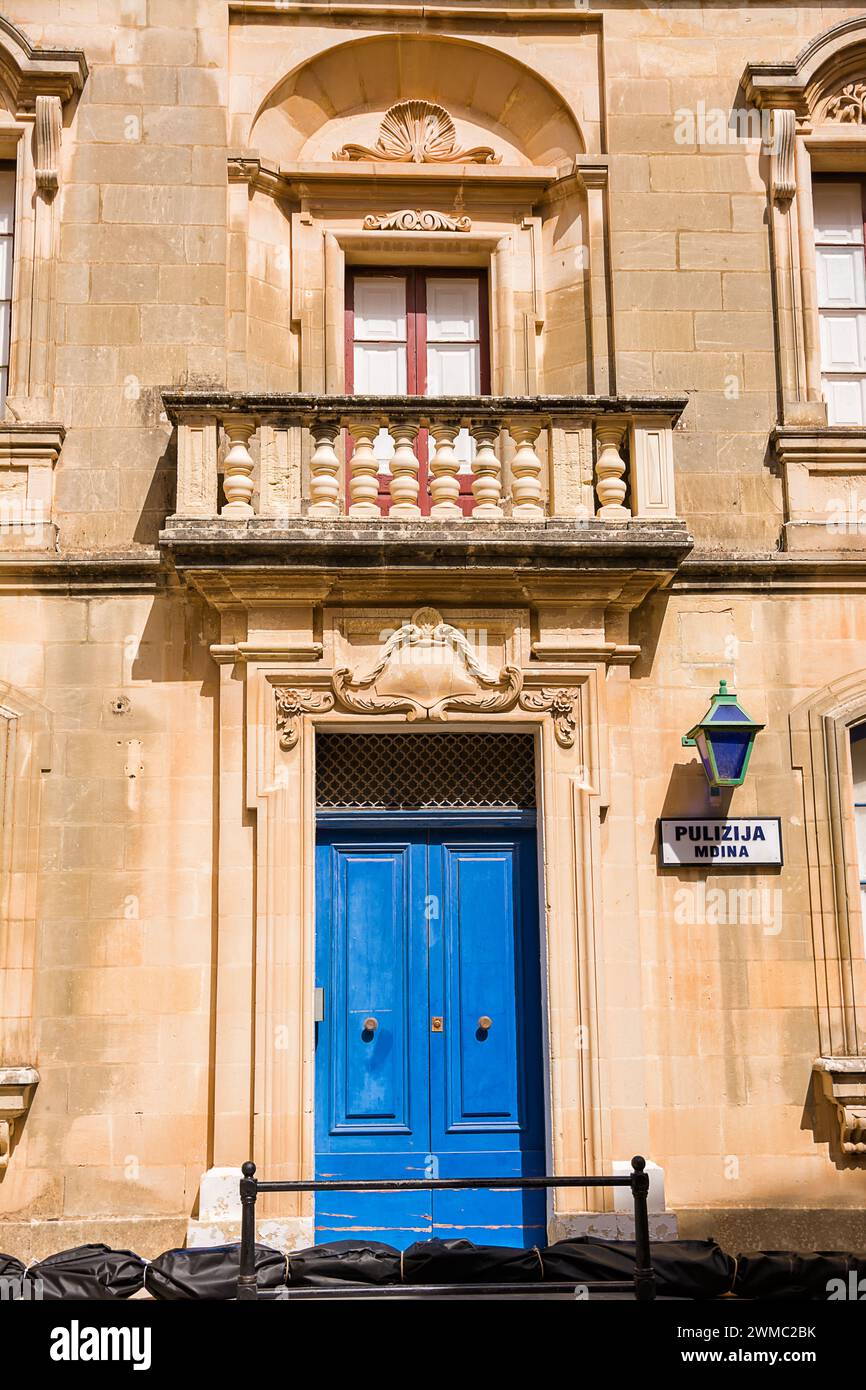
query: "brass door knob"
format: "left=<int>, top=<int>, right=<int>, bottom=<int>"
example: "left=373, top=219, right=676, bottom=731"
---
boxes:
left=477, top=1015, right=493, bottom=1031
left=363, top=1017, right=378, bottom=1033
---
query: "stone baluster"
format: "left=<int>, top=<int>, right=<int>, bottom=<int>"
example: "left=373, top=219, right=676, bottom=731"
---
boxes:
left=469, top=424, right=503, bottom=518
left=507, top=420, right=545, bottom=520
left=221, top=416, right=257, bottom=517
left=388, top=420, right=421, bottom=518
left=595, top=420, right=631, bottom=520
left=307, top=420, right=342, bottom=518
left=428, top=422, right=462, bottom=518
left=347, top=419, right=382, bottom=518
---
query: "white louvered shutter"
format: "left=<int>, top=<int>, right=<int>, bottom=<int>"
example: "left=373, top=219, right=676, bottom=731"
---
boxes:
left=814, top=181, right=866, bottom=425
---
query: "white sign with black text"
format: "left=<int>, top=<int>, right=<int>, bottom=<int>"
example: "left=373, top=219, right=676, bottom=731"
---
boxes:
left=659, top=818, right=783, bottom=867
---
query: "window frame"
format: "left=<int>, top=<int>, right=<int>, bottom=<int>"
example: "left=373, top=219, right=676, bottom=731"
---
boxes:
left=812, top=173, right=866, bottom=425
left=344, top=266, right=491, bottom=514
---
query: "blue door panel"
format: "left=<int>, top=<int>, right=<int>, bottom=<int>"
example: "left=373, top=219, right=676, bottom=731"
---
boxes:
left=315, top=825, right=545, bottom=1249
left=431, top=1151, right=547, bottom=1246
left=316, top=835, right=428, bottom=1156
left=441, top=846, right=522, bottom=1126
left=338, top=851, right=409, bottom=1129
left=314, top=1154, right=433, bottom=1244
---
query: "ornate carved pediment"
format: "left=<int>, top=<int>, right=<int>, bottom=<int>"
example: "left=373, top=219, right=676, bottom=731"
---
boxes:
left=272, top=617, right=588, bottom=747
left=825, top=81, right=866, bottom=123
left=363, top=209, right=471, bottom=232
left=333, top=608, right=521, bottom=719
left=333, top=101, right=500, bottom=165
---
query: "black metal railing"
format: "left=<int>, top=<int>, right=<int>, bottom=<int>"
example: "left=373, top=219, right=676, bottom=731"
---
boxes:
left=237, top=1155, right=655, bottom=1301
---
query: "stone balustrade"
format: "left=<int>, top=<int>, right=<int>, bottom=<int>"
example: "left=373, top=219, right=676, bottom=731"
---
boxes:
left=162, top=393, right=688, bottom=526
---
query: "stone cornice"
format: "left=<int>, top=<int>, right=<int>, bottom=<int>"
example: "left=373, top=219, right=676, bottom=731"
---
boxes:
left=228, top=1, right=601, bottom=21
left=161, top=390, right=689, bottom=426
left=675, top=554, right=866, bottom=592
left=0, top=554, right=163, bottom=593
left=742, top=14, right=866, bottom=115
left=0, top=16, right=87, bottom=116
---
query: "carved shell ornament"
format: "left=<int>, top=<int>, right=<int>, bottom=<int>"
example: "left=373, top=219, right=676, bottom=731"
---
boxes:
left=826, top=82, right=866, bottom=124
left=334, top=100, right=500, bottom=164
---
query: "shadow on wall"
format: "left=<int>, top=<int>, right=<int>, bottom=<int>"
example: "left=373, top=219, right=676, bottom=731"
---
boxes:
left=132, top=426, right=177, bottom=550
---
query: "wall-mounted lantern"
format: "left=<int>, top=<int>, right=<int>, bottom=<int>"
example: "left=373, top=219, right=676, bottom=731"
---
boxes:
left=682, top=680, right=764, bottom=791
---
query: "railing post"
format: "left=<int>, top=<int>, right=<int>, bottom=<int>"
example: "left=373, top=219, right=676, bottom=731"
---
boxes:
left=630, top=1155, right=656, bottom=1302
left=469, top=423, right=503, bottom=518
left=595, top=420, right=631, bottom=520
left=428, top=421, right=462, bottom=518
left=308, top=419, right=342, bottom=518
left=507, top=420, right=545, bottom=520
left=238, top=1160, right=259, bottom=1301
left=347, top=418, right=382, bottom=518
left=388, top=419, right=421, bottom=518
left=221, top=415, right=257, bottom=518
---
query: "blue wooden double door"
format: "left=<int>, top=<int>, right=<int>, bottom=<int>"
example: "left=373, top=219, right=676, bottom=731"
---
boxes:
left=314, top=825, right=546, bottom=1248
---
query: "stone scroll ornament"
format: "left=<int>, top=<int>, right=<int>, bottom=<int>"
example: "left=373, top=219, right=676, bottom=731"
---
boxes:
left=274, top=688, right=335, bottom=750
left=334, top=101, right=500, bottom=164
left=363, top=209, right=471, bottom=232
left=518, top=688, right=579, bottom=748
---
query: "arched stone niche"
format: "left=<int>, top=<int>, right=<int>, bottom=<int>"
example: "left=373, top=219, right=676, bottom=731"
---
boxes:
left=250, top=33, right=585, bottom=170
left=230, top=33, right=608, bottom=399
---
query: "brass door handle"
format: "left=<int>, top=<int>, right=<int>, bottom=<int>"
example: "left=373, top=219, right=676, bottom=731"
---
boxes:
left=363, top=1017, right=378, bottom=1033
left=477, top=1015, right=493, bottom=1031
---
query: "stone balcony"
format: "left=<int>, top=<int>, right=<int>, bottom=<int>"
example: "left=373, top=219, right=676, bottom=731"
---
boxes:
left=159, top=392, right=692, bottom=591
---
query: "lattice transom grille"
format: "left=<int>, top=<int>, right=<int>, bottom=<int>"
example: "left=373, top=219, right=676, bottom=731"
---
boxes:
left=315, top=732, right=536, bottom=810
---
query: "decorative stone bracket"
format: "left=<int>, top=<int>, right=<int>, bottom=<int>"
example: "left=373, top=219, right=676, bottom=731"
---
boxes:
left=814, top=1058, right=866, bottom=1154
left=0, top=1066, right=38, bottom=1170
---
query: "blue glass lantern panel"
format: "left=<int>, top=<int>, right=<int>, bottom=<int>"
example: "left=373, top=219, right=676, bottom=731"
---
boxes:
left=694, top=731, right=714, bottom=782
left=707, top=730, right=752, bottom=782
left=706, top=703, right=752, bottom=724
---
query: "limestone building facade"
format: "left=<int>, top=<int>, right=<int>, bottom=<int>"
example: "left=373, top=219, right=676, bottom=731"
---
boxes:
left=1, top=0, right=866, bottom=1257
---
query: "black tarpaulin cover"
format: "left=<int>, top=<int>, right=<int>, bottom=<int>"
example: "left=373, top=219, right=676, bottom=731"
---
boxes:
left=540, top=1237, right=735, bottom=1299
left=0, top=1253, right=25, bottom=1279
left=286, top=1239, right=400, bottom=1286
left=26, top=1244, right=146, bottom=1300
left=145, top=1243, right=286, bottom=1300
left=401, top=1237, right=543, bottom=1284
left=733, top=1250, right=866, bottom=1300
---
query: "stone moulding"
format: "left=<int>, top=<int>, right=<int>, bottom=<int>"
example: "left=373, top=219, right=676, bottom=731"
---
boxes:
left=333, top=100, right=500, bottom=165
left=362, top=209, right=471, bottom=232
